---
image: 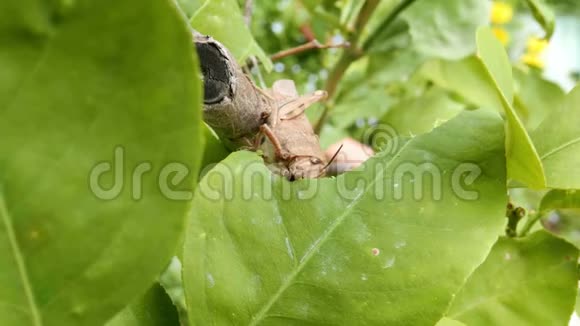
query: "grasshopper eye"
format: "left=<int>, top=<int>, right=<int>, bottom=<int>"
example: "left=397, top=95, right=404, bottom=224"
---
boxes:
left=310, top=157, right=323, bottom=165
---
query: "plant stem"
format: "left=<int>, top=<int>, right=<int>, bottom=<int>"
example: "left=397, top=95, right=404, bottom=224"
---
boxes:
left=518, top=211, right=542, bottom=237
left=270, top=39, right=350, bottom=61
left=314, top=0, right=420, bottom=134
left=328, top=0, right=380, bottom=95
left=244, top=0, right=254, bottom=27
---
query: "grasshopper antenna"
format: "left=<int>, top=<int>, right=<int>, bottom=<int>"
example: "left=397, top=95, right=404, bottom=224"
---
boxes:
left=318, top=144, right=344, bottom=178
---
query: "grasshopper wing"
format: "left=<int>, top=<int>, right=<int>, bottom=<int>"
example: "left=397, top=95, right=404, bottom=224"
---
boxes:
left=272, top=79, right=299, bottom=98
left=271, top=79, right=328, bottom=120
left=279, top=90, right=327, bottom=120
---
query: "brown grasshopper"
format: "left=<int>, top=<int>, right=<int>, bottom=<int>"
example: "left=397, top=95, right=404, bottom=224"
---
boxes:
left=194, top=32, right=332, bottom=180
left=258, top=80, right=329, bottom=180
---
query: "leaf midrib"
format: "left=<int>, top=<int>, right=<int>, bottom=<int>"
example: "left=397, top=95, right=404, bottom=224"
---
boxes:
left=475, top=40, right=546, bottom=187
left=0, top=191, right=42, bottom=326
left=539, top=137, right=580, bottom=161
left=248, top=141, right=413, bottom=325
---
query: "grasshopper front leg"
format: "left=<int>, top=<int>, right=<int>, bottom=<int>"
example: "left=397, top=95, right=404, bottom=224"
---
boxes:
left=259, top=124, right=291, bottom=160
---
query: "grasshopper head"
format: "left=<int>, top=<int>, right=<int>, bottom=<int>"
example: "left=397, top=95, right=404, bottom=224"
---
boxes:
left=287, top=156, right=326, bottom=181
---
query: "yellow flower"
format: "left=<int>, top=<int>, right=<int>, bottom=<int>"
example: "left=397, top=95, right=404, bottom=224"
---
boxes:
left=491, top=1, right=514, bottom=25
left=521, top=53, right=545, bottom=69
left=526, top=37, right=549, bottom=54
left=492, top=27, right=510, bottom=46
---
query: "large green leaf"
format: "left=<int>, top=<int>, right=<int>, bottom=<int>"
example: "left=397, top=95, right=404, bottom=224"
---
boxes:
left=531, top=86, right=580, bottom=189
left=436, top=318, right=466, bottom=326
left=447, top=231, right=579, bottom=325
left=189, top=0, right=272, bottom=71
left=0, top=0, right=202, bottom=325
left=200, top=124, right=229, bottom=176
left=184, top=110, right=507, bottom=325
left=106, top=284, right=180, bottom=326
left=538, top=190, right=580, bottom=247
left=402, top=0, right=490, bottom=60
left=476, top=27, right=546, bottom=189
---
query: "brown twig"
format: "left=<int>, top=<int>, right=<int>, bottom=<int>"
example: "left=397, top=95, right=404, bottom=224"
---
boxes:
left=506, top=203, right=526, bottom=237
left=271, top=40, right=350, bottom=61
left=300, top=25, right=316, bottom=42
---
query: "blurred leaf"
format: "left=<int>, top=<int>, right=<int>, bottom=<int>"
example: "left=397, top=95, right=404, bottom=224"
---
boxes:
left=330, top=58, right=391, bottom=129
left=190, top=0, right=272, bottom=71
left=381, top=89, right=464, bottom=137
left=447, top=231, right=579, bottom=326
left=184, top=110, right=507, bottom=325
left=299, top=0, right=322, bottom=12
left=364, top=0, right=401, bottom=41
left=331, top=49, right=425, bottom=130
left=541, top=189, right=580, bottom=212
left=436, top=317, right=466, bottom=326
left=524, top=0, right=556, bottom=39
left=106, top=284, right=180, bottom=326
left=545, top=0, right=580, bottom=14
left=476, top=27, right=546, bottom=189
left=402, top=0, right=491, bottom=60
left=365, top=18, right=411, bottom=55
left=367, top=49, right=425, bottom=85
left=513, top=67, right=565, bottom=131
left=577, top=290, right=580, bottom=318
left=339, top=0, right=364, bottom=27
left=422, top=60, right=565, bottom=133
left=300, top=0, right=340, bottom=15
left=531, top=86, right=580, bottom=189
left=319, top=122, right=352, bottom=149
left=509, top=188, right=547, bottom=212
left=200, top=124, right=230, bottom=176
left=509, top=188, right=548, bottom=236
left=331, top=86, right=391, bottom=129
left=421, top=57, right=503, bottom=111
left=0, top=0, right=202, bottom=325
left=477, top=30, right=514, bottom=102
left=159, top=257, right=189, bottom=324
left=538, top=190, right=580, bottom=247
left=542, top=209, right=580, bottom=248
left=174, top=0, right=201, bottom=17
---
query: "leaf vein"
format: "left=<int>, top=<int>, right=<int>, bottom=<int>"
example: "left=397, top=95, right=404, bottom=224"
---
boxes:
left=248, top=141, right=413, bottom=325
left=0, top=190, right=42, bottom=326
left=539, top=137, right=580, bottom=161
